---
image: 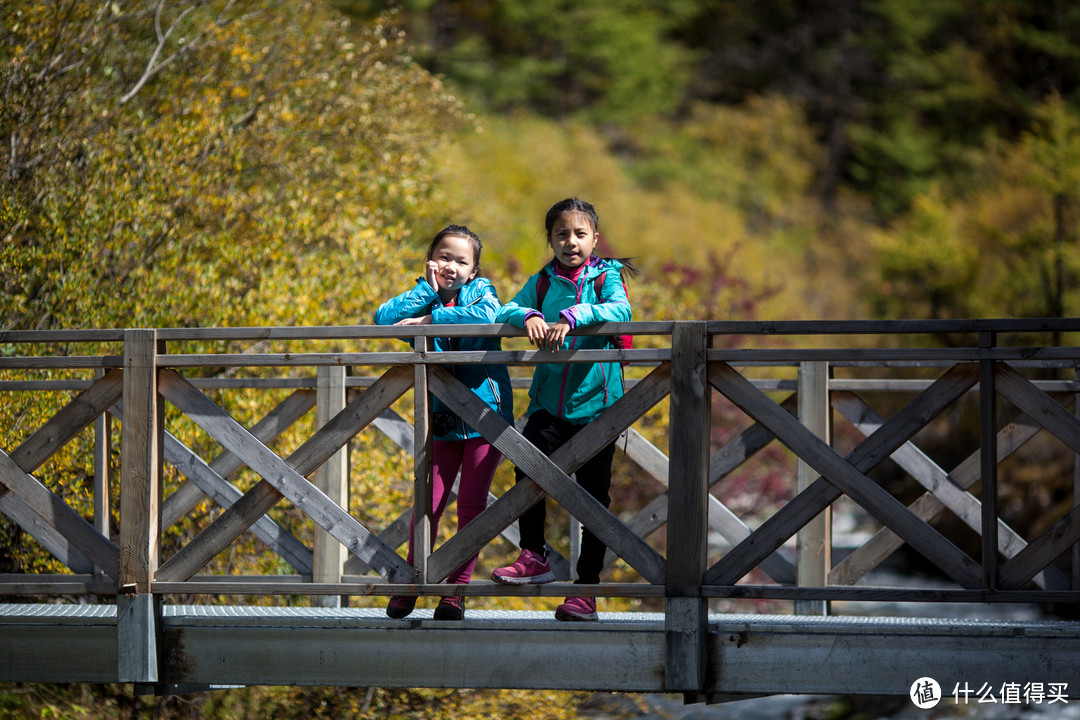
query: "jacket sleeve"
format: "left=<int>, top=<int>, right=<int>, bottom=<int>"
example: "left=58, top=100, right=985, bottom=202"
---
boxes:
left=430, top=278, right=501, bottom=324
left=564, top=263, right=632, bottom=327
left=495, top=273, right=541, bottom=328
left=373, top=279, right=438, bottom=325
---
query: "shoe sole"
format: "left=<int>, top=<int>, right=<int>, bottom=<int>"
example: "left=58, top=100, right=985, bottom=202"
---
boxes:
left=490, top=570, right=555, bottom=585
left=433, top=607, right=464, bottom=621
left=555, top=608, right=597, bottom=622
left=386, top=600, right=416, bottom=619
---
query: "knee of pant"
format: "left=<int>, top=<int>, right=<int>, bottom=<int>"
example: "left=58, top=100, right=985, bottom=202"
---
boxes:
left=457, top=500, right=487, bottom=523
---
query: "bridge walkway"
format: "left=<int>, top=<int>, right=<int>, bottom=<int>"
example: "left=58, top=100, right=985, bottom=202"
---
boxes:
left=5, top=602, right=1079, bottom=701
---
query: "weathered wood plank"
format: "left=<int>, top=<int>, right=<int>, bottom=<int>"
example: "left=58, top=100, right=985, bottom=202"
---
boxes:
left=0, top=491, right=96, bottom=573
left=160, top=430, right=313, bottom=574
left=795, top=361, right=830, bottom=616
left=979, top=344, right=999, bottom=589
left=341, top=415, right=538, bottom=578
left=665, top=322, right=709, bottom=692
left=6, top=369, right=123, bottom=478
left=159, top=348, right=672, bottom=369
left=831, top=392, right=1066, bottom=589
left=429, top=366, right=665, bottom=581
left=111, top=402, right=314, bottom=574
left=995, top=362, right=1080, bottom=455
left=1075, top=370, right=1080, bottom=593
left=157, top=369, right=410, bottom=582
left=428, top=363, right=673, bottom=584
left=0, top=356, right=122, bottom=370
left=94, top=375, right=112, bottom=542
left=623, top=428, right=667, bottom=483
left=0, top=574, right=116, bottom=595
left=154, top=366, right=414, bottom=583
left=3, top=316, right=1078, bottom=345
left=119, top=330, right=160, bottom=593
left=314, top=366, right=348, bottom=598
left=117, top=593, right=158, bottom=683
left=830, top=401, right=1067, bottom=588
left=999, top=505, right=1080, bottom=590
left=413, top=337, right=433, bottom=583
left=0, top=450, right=122, bottom=581
left=371, top=408, right=415, bottom=456
left=705, top=362, right=982, bottom=587
left=160, top=389, right=316, bottom=528
left=667, top=322, right=709, bottom=594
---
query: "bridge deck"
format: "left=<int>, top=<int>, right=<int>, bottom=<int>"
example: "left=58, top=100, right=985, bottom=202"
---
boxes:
left=4, top=603, right=1078, bottom=699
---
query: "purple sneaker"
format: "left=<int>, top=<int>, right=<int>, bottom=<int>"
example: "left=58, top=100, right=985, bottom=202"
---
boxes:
left=555, top=596, right=597, bottom=622
left=491, top=549, right=555, bottom=585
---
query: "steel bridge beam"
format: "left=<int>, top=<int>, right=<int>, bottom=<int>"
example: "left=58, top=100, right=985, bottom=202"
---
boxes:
left=3, top=604, right=1079, bottom=698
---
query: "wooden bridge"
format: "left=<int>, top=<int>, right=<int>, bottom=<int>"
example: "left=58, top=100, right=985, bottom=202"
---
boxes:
left=2, top=319, right=1080, bottom=703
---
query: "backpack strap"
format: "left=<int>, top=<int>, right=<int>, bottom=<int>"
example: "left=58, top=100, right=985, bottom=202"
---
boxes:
left=535, top=272, right=551, bottom=311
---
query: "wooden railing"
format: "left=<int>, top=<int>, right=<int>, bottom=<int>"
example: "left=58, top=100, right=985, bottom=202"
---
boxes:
left=2, top=319, right=1080, bottom=684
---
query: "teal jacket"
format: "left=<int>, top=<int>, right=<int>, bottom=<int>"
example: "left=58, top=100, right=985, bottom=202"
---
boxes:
left=497, top=257, right=631, bottom=424
left=374, top=276, right=513, bottom=441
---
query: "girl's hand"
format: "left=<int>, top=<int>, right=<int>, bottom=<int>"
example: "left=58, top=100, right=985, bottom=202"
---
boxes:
left=396, top=315, right=432, bottom=326
left=544, top=320, right=571, bottom=351
left=525, top=314, right=550, bottom=349
left=425, top=261, right=439, bottom=292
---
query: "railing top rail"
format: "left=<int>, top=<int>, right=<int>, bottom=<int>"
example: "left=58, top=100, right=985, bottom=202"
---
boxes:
left=2, top=317, right=1080, bottom=345
left=3, top=346, right=1080, bottom=372
left=706, top=317, right=1080, bottom=335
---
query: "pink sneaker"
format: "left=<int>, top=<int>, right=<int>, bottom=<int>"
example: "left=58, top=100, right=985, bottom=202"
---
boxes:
left=555, top=596, right=597, bottom=622
left=433, top=596, right=465, bottom=621
left=385, top=595, right=416, bottom=619
left=491, top=549, right=555, bottom=585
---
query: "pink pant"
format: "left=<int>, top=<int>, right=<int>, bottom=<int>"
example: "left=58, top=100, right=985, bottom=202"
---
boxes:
left=406, top=437, right=503, bottom=584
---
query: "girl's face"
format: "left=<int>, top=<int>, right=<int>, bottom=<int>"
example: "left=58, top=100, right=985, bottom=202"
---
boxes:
left=429, top=233, right=478, bottom=295
left=549, top=211, right=598, bottom=270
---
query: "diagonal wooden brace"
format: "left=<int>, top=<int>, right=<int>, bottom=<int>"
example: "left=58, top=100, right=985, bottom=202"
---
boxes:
left=426, top=363, right=671, bottom=585
left=705, top=361, right=982, bottom=588
left=155, top=366, right=414, bottom=583
left=0, top=448, right=119, bottom=578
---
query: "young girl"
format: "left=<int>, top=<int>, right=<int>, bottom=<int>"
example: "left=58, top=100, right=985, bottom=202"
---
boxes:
left=492, top=198, right=632, bottom=622
left=374, top=224, right=513, bottom=621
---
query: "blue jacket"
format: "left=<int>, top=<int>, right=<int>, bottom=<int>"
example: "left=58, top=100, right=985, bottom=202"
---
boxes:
left=374, top=276, right=514, bottom=441
left=496, top=257, right=631, bottom=424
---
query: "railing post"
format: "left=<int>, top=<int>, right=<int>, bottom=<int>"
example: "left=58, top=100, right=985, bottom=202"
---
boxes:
left=94, top=368, right=112, bottom=544
left=795, top=361, right=831, bottom=616
left=413, top=335, right=432, bottom=584
left=118, top=329, right=161, bottom=683
left=1074, top=367, right=1080, bottom=592
left=980, top=333, right=998, bottom=589
left=313, top=365, right=347, bottom=607
left=666, top=321, right=710, bottom=695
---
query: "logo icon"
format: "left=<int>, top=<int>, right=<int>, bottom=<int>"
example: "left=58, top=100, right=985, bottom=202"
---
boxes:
left=910, top=677, right=942, bottom=709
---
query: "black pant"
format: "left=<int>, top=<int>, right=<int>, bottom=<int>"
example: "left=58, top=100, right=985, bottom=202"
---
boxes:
left=516, top=409, right=617, bottom=585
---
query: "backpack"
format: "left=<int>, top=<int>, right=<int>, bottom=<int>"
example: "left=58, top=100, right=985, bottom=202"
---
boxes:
left=535, top=268, right=633, bottom=358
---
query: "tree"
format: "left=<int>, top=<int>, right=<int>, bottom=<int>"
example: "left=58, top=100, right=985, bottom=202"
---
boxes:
left=1, top=0, right=462, bottom=333
left=865, top=96, right=1080, bottom=327
left=339, top=0, right=695, bottom=122
left=0, top=0, right=463, bottom=578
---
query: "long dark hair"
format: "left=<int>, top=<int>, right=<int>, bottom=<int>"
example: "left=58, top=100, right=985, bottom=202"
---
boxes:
left=544, top=198, right=638, bottom=279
